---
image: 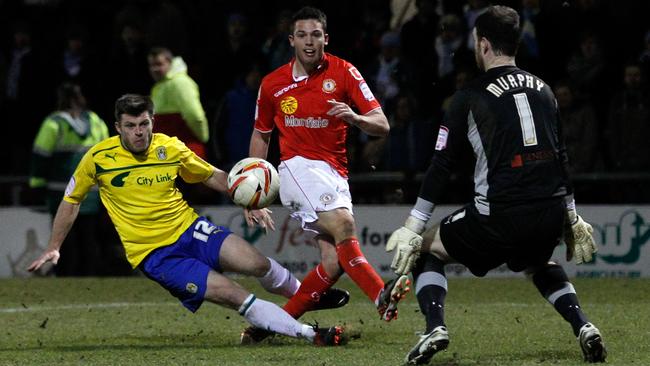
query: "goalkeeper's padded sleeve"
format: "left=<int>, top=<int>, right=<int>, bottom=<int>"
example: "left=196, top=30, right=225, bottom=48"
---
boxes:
left=410, top=197, right=435, bottom=223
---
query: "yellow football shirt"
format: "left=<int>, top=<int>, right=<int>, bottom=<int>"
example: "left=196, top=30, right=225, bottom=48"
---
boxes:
left=63, top=133, right=215, bottom=268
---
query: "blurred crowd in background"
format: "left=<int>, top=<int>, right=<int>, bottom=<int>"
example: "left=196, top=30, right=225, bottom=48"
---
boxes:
left=1, top=0, right=650, bottom=206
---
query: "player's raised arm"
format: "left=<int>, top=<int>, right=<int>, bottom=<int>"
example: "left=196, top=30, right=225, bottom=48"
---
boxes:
left=27, top=200, right=80, bottom=272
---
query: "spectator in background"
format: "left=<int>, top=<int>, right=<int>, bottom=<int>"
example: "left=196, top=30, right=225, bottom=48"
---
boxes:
left=363, top=93, right=433, bottom=174
left=114, top=0, right=188, bottom=56
left=148, top=47, right=211, bottom=204
left=435, top=15, right=465, bottom=81
left=29, top=83, right=109, bottom=276
left=605, top=63, right=650, bottom=172
left=434, top=14, right=474, bottom=100
left=203, top=12, right=262, bottom=113
left=553, top=80, right=600, bottom=174
left=566, top=32, right=606, bottom=104
left=463, top=0, right=490, bottom=51
left=107, top=21, right=151, bottom=124
left=400, top=0, right=440, bottom=118
left=1, top=21, right=47, bottom=175
left=347, top=5, right=392, bottom=71
left=517, top=0, right=542, bottom=74
left=365, top=31, right=410, bottom=113
left=441, top=67, right=476, bottom=115
left=59, top=27, right=87, bottom=80
left=262, top=9, right=294, bottom=72
left=53, top=25, right=101, bottom=109
left=148, top=47, right=208, bottom=159
left=221, top=13, right=258, bottom=86
left=401, top=0, right=439, bottom=60
left=55, top=26, right=90, bottom=84
left=211, top=62, right=264, bottom=170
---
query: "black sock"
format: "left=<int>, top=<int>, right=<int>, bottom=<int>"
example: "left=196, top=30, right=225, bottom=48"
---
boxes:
left=412, top=253, right=447, bottom=333
left=532, top=264, right=589, bottom=336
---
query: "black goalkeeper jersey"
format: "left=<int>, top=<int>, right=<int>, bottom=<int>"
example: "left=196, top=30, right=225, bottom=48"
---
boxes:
left=420, top=65, right=571, bottom=215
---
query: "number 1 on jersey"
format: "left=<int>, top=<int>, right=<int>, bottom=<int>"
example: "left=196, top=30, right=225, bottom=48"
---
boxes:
left=513, top=93, right=538, bottom=146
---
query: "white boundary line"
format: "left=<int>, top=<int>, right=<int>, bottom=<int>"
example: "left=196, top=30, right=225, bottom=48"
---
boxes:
left=0, top=302, right=178, bottom=314
left=0, top=301, right=543, bottom=314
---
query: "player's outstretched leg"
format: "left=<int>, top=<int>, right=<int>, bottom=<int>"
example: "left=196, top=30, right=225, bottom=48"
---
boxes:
left=405, top=326, right=449, bottom=365
left=578, top=323, right=607, bottom=363
left=214, top=236, right=348, bottom=346
left=241, top=260, right=349, bottom=345
left=376, top=275, right=410, bottom=321
left=237, top=293, right=346, bottom=347
left=240, top=287, right=350, bottom=345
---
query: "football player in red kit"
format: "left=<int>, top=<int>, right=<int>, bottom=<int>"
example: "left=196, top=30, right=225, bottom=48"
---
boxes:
left=243, top=6, right=410, bottom=343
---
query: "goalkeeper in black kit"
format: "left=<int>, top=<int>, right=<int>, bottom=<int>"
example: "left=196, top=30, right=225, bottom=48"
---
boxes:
left=385, top=5, right=607, bottom=365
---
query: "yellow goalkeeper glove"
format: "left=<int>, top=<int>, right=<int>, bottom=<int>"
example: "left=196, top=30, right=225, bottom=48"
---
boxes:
left=386, top=216, right=425, bottom=275
left=565, top=215, right=597, bottom=264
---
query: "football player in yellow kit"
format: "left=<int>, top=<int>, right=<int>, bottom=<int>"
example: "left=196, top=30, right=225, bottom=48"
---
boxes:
left=28, top=94, right=346, bottom=346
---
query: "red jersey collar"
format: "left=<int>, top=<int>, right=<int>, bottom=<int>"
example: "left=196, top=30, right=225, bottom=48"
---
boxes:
left=290, top=53, right=331, bottom=80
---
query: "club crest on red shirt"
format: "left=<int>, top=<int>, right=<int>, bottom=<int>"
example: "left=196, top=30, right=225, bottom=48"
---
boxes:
left=322, top=79, right=336, bottom=93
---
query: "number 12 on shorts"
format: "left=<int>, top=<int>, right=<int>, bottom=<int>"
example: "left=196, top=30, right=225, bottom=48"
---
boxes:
left=193, top=220, right=216, bottom=242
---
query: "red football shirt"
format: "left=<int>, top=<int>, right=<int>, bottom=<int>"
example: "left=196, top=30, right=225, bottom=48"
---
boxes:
left=254, top=53, right=381, bottom=177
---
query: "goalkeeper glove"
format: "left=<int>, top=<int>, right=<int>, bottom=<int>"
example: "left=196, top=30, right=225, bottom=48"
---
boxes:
left=564, top=214, right=597, bottom=264
left=386, top=216, right=425, bottom=275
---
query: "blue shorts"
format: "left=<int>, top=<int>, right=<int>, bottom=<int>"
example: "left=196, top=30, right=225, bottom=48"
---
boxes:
left=140, top=217, right=231, bottom=312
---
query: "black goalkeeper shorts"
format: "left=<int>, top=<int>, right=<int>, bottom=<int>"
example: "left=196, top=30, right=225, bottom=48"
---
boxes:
left=439, top=199, right=565, bottom=277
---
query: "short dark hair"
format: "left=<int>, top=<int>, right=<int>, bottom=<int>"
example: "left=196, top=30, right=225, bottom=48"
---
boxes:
left=475, top=5, right=520, bottom=57
left=148, top=46, right=173, bottom=61
left=291, top=6, right=327, bottom=34
left=114, top=94, right=154, bottom=121
left=56, top=82, right=85, bottom=110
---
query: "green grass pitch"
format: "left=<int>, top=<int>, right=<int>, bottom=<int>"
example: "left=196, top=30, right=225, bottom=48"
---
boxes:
left=0, top=276, right=647, bottom=365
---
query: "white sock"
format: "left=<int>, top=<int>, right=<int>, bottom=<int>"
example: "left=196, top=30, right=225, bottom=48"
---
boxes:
left=257, top=257, right=301, bottom=298
left=239, top=294, right=315, bottom=341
